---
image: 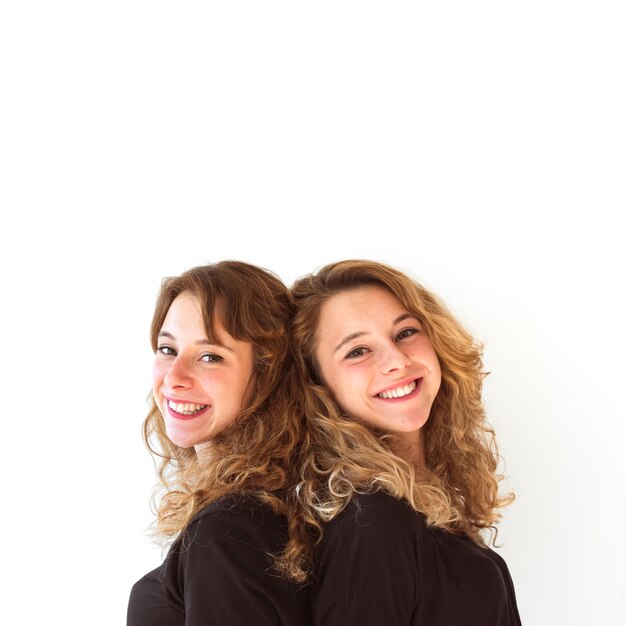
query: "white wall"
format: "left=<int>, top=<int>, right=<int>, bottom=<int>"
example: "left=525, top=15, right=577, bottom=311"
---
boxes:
left=1, top=2, right=624, bottom=625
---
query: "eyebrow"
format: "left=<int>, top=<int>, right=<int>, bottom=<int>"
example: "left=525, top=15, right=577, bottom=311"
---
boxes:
left=332, top=313, right=420, bottom=354
left=334, top=331, right=367, bottom=354
left=157, top=331, right=235, bottom=353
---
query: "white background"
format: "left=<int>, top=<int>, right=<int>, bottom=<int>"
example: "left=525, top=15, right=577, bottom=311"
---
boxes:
left=1, top=2, right=624, bottom=625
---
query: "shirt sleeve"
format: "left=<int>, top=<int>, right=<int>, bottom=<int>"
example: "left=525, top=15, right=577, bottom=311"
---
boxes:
left=312, top=493, right=419, bottom=626
left=483, top=547, right=523, bottom=625
left=166, top=501, right=309, bottom=626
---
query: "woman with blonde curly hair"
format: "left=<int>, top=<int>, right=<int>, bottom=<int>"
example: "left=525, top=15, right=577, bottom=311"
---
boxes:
left=127, top=261, right=311, bottom=626
left=291, top=259, right=522, bottom=625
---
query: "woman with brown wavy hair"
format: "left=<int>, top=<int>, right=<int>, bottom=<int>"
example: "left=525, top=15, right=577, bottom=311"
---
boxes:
left=291, top=260, right=521, bottom=625
left=127, top=261, right=311, bottom=626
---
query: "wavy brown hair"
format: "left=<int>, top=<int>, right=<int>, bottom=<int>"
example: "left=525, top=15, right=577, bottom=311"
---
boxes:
left=143, top=261, right=310, bottom=581
left=291, top=259, right=513, bottom=552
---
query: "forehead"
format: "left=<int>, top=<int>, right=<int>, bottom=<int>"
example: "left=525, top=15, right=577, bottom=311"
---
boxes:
left=161, top=293, right=230, bottom=341
left=317, top=285, right=409, bottom=336
left=162, top=292, right=204, bottom=327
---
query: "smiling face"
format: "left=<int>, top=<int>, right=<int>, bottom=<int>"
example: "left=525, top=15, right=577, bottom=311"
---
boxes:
left=152, top=292, right=255, bottom=452
left=314, top=285, right=442, bottom=455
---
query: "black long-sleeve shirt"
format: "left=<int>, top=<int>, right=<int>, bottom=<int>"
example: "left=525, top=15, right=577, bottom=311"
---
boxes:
left=127, top=496, right=311, bottom=626
left=312, top=491, right=522, bottom=625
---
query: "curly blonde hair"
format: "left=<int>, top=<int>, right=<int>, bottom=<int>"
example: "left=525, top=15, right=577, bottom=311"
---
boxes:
left=143, top=261, right=310, bottom=581
left=290, top=259, right=513, bottom=555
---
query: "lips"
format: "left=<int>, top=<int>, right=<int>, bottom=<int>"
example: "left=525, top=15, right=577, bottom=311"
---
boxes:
left=166, top=399, right=210, bottom=420
left=375, top=378, right=421, bottom=400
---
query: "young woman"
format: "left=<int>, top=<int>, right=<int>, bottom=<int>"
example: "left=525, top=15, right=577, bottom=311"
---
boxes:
left=291, top=260, right=522, bottom=625
left=127, top=261, right=311, bottom=626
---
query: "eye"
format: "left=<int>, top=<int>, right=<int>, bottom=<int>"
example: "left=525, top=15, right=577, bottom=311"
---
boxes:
left=201, top=353, right=224, bottom=363
left=345, top=346, right=369, bottom=359
left=396, top=327, right=419, bottom=341
left=157, top=345, right=176, bottom=356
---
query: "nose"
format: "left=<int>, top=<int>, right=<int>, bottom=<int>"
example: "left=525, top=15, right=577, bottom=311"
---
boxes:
left=380, top=343, right=411, bottom=374
left=164, top=356, right=194, bottom=389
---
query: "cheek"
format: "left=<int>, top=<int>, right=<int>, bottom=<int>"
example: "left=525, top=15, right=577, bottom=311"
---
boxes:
left=152, top=361, right=167, bottom=393
left=417, top=341, right=441, bottom=375
left=240, top=372, right=256, bottom=409
left=434, top=357, right=442, bottom=379
left=426, top=350, right=442, bottom=394
left=326, top=366, right=364, bottom=404
left=430, top=349, right=442, bottom=377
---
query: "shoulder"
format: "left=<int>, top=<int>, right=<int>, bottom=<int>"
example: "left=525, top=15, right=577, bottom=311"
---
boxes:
left=327, top=491, right=424, bottom=536
left=157, top=495, right=288, bottom=581
left=312, top=492, right=422, bottom=624
left=161, top=495, right=311, bottom=625
left=316, top=491, right=425, bottom=564
left=190, top=494, right=286, bottom=529
left=181, top=494, right=288, bottom=554
left=479, top=543, right=517, bottom=583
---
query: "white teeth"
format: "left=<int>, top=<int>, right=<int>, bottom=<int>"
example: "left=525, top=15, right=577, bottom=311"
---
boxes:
left=168, top=400, right=208, bottom=415
left=377, top=380, right=417, bottom=399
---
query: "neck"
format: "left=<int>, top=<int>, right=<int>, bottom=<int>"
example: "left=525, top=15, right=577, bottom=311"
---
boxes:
left=194, top=441, right=215, bottom=464
left=390, top=431, right=425, bottom=466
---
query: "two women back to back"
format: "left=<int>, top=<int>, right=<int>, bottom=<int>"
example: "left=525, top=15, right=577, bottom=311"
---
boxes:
left=128, top=259, right=521, bottom=625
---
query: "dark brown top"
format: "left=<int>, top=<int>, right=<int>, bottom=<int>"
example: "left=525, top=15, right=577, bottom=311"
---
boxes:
left=312, top=491, right=522, bottom=625
left=127, top=496, right=311, bottom=626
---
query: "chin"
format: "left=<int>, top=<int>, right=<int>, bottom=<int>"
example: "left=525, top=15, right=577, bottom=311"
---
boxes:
left=166, top=436, right=196, bottom=449
left=165, top=426, right=201, bottom=449
left=399, top=415, right=430, bottom=433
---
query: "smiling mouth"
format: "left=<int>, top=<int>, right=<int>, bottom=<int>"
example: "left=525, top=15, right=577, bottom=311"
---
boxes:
left=376, top=379, right=418, bottom=399
left=168, top=400, right=209, bottom=416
